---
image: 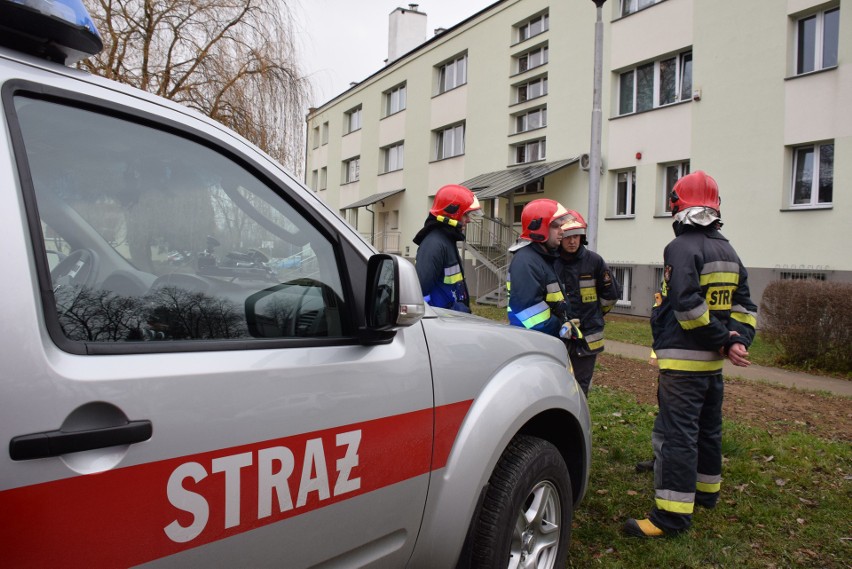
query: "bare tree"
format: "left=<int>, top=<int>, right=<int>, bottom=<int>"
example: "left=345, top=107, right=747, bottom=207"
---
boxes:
left=80, top=0, right=310, bottom=174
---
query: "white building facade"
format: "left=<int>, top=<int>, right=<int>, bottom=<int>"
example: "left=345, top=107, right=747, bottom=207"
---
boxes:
left=305, top=0, right=850, bottom=317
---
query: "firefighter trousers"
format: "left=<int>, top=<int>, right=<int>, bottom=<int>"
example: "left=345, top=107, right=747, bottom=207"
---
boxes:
left=649, top=372, right=723, bottom=534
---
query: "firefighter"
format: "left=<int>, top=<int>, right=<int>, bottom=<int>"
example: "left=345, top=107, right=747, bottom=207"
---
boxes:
left=555, top=210, right=620, bottom=396
left=624, top=170, right=757, bottom=538
left=414, top=184, right=481, bottom=313
left=507, top=199, right=574, bottom=338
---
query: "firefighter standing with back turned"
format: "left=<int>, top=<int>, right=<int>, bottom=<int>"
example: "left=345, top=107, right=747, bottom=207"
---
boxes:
left=414, top=184, right=481, bottom=313
left=555, top=210, right=620, bottom=396
left=624, top=170, right=758, bottom=538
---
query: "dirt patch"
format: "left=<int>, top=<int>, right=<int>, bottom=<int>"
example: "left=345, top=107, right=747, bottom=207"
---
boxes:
left=594, top=353, right=852, bottom=442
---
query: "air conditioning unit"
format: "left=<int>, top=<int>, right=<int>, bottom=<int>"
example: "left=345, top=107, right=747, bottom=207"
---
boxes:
left=579, top=153, right=591, bottom=171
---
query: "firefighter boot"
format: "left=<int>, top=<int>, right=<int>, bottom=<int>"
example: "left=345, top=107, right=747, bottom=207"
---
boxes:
left=635, top=458, right=655, bottom=473
left=623, top=518, right=666, bottom=538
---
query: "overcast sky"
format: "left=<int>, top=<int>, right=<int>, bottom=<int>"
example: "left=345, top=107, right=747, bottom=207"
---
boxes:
left=293, top=1, right=496, bottom=107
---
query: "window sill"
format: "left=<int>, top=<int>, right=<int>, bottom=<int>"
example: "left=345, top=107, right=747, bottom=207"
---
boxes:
left=341, top=180, right=359, bottom=186
left=378, top=169, right=403, bottom=176
left=432, top=83, right=467, bottom=99
left=509, top=158, right=546, bottom=168
left=430, top=154, right=465, bottom=164
left=342, top=128, right=361, bottom=137
left=605, top=215, right=636, bottom=220
left=509, top=125, right=547, bottom=138
left=510, top=29, right=549, bottom=49
left=510, top=63, right=548, bottom=79
left=653, top=213, right=673, bottom=218
left=785, top=66, right=837, bottom=81
left=780, top=205, right=833, bottom=212
left=611, top=98, right=691, bottom=120
left=509, top=93, right=548, bottom=108
left=380, top=109, right=406, bottom=120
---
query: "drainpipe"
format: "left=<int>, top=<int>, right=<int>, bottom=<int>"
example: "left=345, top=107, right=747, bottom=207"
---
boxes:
left=365, top=205, right=376, bottom=246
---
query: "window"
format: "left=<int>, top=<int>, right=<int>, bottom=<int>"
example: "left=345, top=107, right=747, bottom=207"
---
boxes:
left=796, top=8, right=839, bottom=74
left=615, top=169, right=636, bottom=216
left=435, top=123, right=465, bottom=160
left=13, top=96, right=346, bottom=346
left=612, top=266, right=633, bottom=306
left=311, top=126, right=320, bottom=149
left=321, top=121, right=329, bottom=145
left=515, top=106, right=547, bottom=133
left=514, top=180, right=544, bottom=194
left=319, top=167, right=327, bottom=190
left=518, top=13, right=549, bottom=42
left=780, top=270, right=826, bottom=281
left=618, top=51, right=692, bottom=115
left=310, top=169, right=318, bottom=190
left=381, top=142, right=404, bottom=173
left=791, top=142, right=833, bottom=207
left=344, top=106, right=362, bottom=134
left=516, top=76, right=548, bottom=103
left=515, top=138, right=546, bottom=164
left=517, top=45, right=548, bottom=73
left=384, top=83, right=407, bottom=116
left=437, top=53, right=468, bottom=94
left=343, top=156, right=360, bottom=183
left=620, top=0, right=659, bottom=17
left=663, top=160, right=690, bottom=213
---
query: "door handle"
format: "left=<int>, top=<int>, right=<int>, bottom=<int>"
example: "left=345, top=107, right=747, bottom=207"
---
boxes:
left=9, top=420, right=152, bottom=461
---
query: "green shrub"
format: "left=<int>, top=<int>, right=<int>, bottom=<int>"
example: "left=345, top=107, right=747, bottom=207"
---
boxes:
left=760, top=280, right=852, bottom=374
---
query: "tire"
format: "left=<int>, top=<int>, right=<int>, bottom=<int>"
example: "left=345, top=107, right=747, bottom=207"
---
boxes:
left=471, top=435, right=572, bottom=569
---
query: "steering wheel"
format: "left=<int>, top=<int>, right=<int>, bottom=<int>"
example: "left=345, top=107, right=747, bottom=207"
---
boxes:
left=50, top=248, right=100, bottom=293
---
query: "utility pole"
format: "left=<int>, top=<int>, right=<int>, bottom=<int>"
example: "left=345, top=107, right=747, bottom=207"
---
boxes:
left=587, top=0, right=607, bottom=251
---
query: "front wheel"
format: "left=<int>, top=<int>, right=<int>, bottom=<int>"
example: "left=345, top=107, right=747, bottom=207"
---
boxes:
left=472, top=435, right=572, bottom=569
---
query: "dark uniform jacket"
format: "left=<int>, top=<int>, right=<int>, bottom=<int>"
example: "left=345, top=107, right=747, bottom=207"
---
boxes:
left=651, top=226, right=758, bottom=375
left=507, top=242, right=568, bottom=337
left=555, top=245, right=620, bottom=354
left=413, top=217, right=470, bottom=312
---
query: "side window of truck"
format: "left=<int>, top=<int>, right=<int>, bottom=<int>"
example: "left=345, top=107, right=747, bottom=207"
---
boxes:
left=12, top=94, right=348, bottom=347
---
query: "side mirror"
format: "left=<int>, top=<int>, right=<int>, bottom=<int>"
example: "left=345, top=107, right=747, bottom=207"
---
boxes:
left=362, top=254, right=425, bottom=344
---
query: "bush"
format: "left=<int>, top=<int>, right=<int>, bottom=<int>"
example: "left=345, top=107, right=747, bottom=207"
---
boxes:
left=760, top=280, right=852, bottom=374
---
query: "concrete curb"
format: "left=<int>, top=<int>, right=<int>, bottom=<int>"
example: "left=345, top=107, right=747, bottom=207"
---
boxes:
left=605, top=340, right=852, bottom=398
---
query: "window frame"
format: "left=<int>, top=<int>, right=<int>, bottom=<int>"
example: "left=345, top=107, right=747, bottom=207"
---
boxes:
left=436, top=53, right=468, bottom=95
left=514, top=106, right=547, bottom=134
left=514, top=138, right=546, bottom=165
left=381, top=141, right=405, bottom=174
left=515, top=75, right=548, bottom=104
left=614, top=169, right=637, bottom=217
left=516, top=44, right=549, bottom=74
left=6, top=82, right=356, bottom=355
left=383, top=83, right=407, bottom=117
left=343, top=156, right=361, bottom=184
left=795, top=7, right=840, bottom=75
left=790, top=142, right=833, bottom=208
left=434, top=123, right=465, bottom=160
left=611, top=266, right=633, bottom=307
left=661, top=159, right=690, bottom=214
left=517, top=13, right=549, bottom=42
left=344, top=106, right=362, bottom=135
left=618, top=50, right=692, bottom=116
left=620, top=0, right=659, bottom=17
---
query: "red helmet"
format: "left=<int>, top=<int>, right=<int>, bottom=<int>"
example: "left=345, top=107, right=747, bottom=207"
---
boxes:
left=430, top=184, right=481, bottom=225
left=561, top=210, right=587, bottom=236
left=520, top=199, right=570, bottom=242
left=669, top=170, right=721, bottom=215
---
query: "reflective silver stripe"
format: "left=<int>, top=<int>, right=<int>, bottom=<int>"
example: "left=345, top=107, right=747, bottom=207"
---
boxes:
left=697, top=472, right=722, bottom=484
left=443, top=264, right=461, bottom=276
left=731, top=304, right=756, bottom=318
left=702, top=261, right=740, bottom=275
left=675, top=302, right=709, bottom=322
left=546, top=282, right=562, bottom=294
left=585, top=331, right=604, bottom=343
left=579, top=278, right=595, bottom=288
left=654, top=348, right=722, bottom=362
left=655, top=489, right=695, bottom=503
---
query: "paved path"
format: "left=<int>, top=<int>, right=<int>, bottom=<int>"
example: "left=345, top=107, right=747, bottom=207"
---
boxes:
left=606, top=340, right=852, bottom=398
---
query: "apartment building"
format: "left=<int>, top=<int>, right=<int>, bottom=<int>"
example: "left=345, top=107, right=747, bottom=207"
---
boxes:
left=305, top=0, right=850, bottom=317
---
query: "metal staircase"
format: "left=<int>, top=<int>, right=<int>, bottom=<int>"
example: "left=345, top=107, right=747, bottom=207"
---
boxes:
left=463, top=215, right=518, bottom=307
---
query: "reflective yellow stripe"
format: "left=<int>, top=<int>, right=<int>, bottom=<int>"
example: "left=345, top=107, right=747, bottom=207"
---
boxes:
left=658, top=358, right=724, bottom=373
left=655, top=498, right=694, bottom=514
left=523, top=308, right=551, bottom=329
left=435, top=215, right=458, bottom=227
left=580, top=286, right=597, bottom=303
left=696, top=481, right=721, bottom=493
left=587, top=339, right=604, bottom=351
left=730, top=312, right=757, bottom=328
left=699, top=271, right=740, bottom=286
left=679, top=309, right=710, bottom=330
left=545, top=291, right=564, bottom=303
left=444, top=272, right=463, bottom=285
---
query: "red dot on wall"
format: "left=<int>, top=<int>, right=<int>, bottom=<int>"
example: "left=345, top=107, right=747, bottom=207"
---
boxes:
left=635, top=152, right=642, bottom=160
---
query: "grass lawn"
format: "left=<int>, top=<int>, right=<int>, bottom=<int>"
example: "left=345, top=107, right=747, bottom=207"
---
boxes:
left=568, top=386, right=851, bottom=568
